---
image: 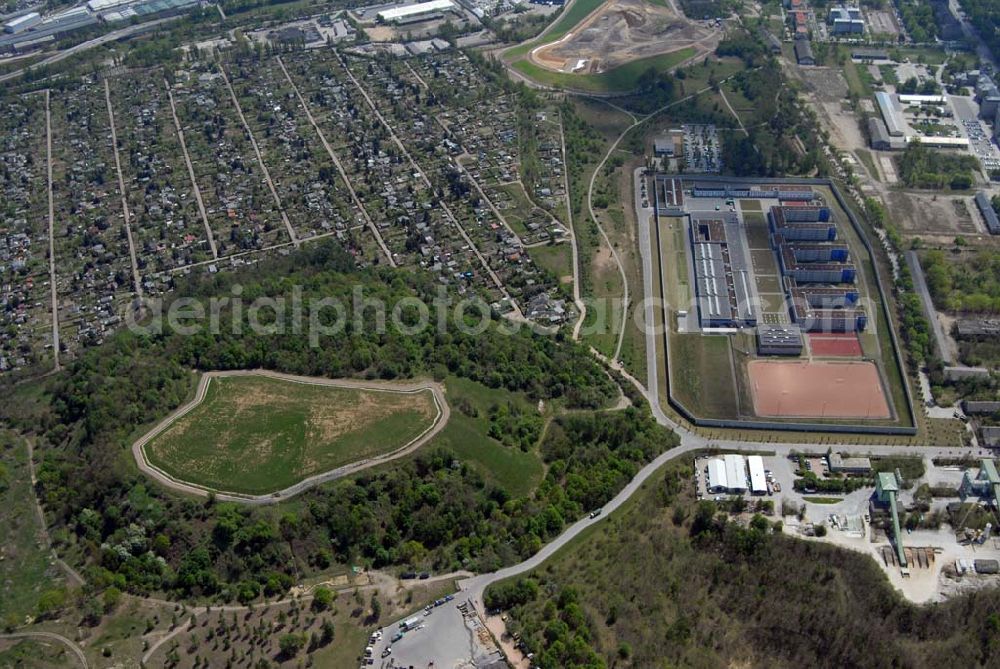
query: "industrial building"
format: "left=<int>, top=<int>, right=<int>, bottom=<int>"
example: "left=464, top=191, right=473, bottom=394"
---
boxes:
left=689, top=217, right=757, bottom=328
left=376, top=0, right=456, bottom=23
left=898, top=94, right=947, bottom=106
left=756, top=324, right=804, bottom=356
left=868, top=117, right=895, bottom=150
left=875, top=91, right=905, bottom=137
left=747, top=455, right=767, bottom=495
left=962, top=400, right=1000, bottom=415
left=828, top=6, right=864, bottom=34
left=974, top=192, right=1000, bottom=235
left=828, top=452, right=872, bottom=474
left=706, top=454, right=749, bottom=493
left=875, top=471, right=907, bottom=569
left=959, top=460, right=1000, bottom=503
left=690, top=183, right=814, bottom=201
left=4, top=12, right=41, bottom=33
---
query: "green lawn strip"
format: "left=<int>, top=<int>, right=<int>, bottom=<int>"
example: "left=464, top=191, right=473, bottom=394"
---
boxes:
left=512, top=48, right=696, bottom=93
left=668, top=333, right=739, bottom=419
left=803, top=496, right=844, bottom=504
left=145, top=375, right=438, bottom=495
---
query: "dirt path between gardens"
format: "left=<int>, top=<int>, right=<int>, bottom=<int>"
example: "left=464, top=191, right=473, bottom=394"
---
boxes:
left=131, top=370, right=449, bottom=504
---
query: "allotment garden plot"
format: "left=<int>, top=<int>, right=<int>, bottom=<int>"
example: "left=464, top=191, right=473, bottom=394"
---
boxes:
left=144, top=373, right=441, bottom=495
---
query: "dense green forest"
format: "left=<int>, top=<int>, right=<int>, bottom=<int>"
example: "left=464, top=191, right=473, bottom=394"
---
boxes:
left=487, top=458, right=1000, bottom=669
left=898, top=0, right=939, bottom=42
left=960, top=0, right=1000, bottom=57
left=717, top=32, right=825, bottom=178
left=0, top=242, right=680, bottom=612
left=922, top=248, right=1000, bottom=314
left=897, top=140, right=979, bottom=190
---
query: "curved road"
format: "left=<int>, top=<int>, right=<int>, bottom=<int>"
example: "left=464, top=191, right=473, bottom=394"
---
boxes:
left=0, top=632, right=88, bottom=668
left=131, top=370, right=449, bottom=504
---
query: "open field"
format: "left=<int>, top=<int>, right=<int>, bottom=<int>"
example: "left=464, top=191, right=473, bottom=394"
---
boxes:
left=527, top=0, right=717, bottom=75
left=748, top=360, right=891, bottom=419
left=142, top=372, right=442, bottom=496
left=669, top=333, right=740, bottom=418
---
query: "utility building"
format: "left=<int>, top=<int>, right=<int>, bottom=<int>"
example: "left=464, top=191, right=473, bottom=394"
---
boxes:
left=747, top=456, right=767, bottom=495
left=875, top=92, right=905, bottom=137
left=757, top=324, right=804, bottom=356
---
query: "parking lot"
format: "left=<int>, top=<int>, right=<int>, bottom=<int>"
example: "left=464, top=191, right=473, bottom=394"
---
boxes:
left=682, top=124, right=721, bottom=173
left=365, top=595, right=502, bottom=668
left=951, top=96, right=1000, bottom=173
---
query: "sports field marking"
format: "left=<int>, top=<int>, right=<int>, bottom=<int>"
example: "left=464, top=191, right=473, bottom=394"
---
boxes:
left=809, top=333, right=863, bottom=357
left=748, top=360, right=890, bottom=419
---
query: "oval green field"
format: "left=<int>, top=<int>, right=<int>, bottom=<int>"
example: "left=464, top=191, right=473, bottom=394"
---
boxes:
left=144, top=374, right=440, bottom=495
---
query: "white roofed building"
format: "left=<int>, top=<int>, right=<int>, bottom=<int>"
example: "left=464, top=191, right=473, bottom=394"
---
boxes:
left=724, top=454, right=747, bottom=493
left=377, top=0, right=455, bottom=23
left=747, top=455, right=767, bottom=495
left=707, top=458, right=728, bottom=493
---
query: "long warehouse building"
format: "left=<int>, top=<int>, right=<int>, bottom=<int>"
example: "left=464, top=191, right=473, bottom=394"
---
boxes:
left=875, top=91, right=905, bottom=137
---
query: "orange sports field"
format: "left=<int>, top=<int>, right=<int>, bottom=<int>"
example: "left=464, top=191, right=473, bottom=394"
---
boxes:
left=748, top=360, right=890, bottom=419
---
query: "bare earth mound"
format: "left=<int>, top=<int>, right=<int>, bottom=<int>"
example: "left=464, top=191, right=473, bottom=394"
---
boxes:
left=529, top=0, right=719, bottom=74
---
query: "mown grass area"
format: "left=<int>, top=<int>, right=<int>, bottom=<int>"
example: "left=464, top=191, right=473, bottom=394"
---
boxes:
left=669, top=334, right=739, bottom=419
left=512, top=48, right=696, bottom=93
left=530, top=241, right=574, bottom=284
left=145, top=374, right=439, bottom=495
left=0, top=431, right=58, bottom=623
left=430, top=377, right=544, bottom=498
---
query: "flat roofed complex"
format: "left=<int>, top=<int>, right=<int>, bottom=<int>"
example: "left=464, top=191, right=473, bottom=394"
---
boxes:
left=689, top=218, right=757, bottom=328
left=975, top=192, right=1000, bottom=235
left=377, top=0, right=454, bottom=22
left=725, top=454, right=747, bottom=492
left=706, top=455, right=749, bottom=493
left=747, top=455, right=768, bottom=494
left=768, top=205, right=836, bottom=241
left=828, top=452, right=872, bottom=473
left=689, top=182, right=814, bottom=201
left=876, top=91, right=905, bottom=137
left=706, top=458, right=728, bottom=492
left=786, top=284, right=866, bottom=331
left=757, top=324, right=803, bottom=356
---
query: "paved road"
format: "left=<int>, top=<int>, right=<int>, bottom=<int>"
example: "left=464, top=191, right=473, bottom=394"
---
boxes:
left=275, top=56, right=395, bottom=267
left=0, top=632, right=88, bottom=667
left=131, top=370, right=449, bottom=504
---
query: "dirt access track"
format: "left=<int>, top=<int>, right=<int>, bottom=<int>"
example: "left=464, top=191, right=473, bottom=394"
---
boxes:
left=529, top=0, right=720, bottom=74
left=131, top=369, right=449, bottom=505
